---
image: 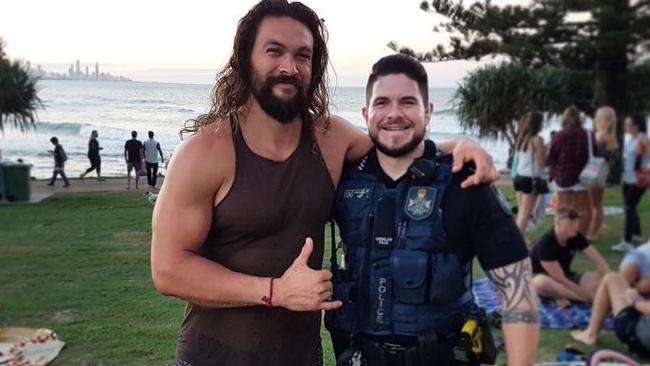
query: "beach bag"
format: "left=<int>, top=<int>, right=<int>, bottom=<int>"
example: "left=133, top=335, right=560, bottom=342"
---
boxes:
left=637, top=168, right=650, bottom=189
left=60, top=148, right=67, bottom=162
left=636, top=141, right=650, bottom=189
left=510, top=151, right=520, bottom=178
left=580, top=130, right=609, bottom=187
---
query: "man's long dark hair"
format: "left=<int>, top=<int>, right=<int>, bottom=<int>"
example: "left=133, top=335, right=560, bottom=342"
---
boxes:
left=183, top=0, right=330, bottom=135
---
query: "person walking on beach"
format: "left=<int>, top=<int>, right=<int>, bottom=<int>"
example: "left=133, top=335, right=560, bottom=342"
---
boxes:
left=124, top=130, right=143, bottom=190
left=80, top=130, right=104, bottom=181
left=143, top=130, right=164, bottom=189
left=149, top=1, right=498, bottom=365
left=613, top=115, right=650, bottom=252
left=47, top=136, right=70, bottom=187
left=587, top=106, right=620, bottom=241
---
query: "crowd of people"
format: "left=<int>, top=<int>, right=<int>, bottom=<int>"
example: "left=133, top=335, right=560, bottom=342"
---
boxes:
left=509, top=104, right=650, bottom=358
left=47, top=130, right=165, bottom=190
left=512, top=106, right=650, bottom=250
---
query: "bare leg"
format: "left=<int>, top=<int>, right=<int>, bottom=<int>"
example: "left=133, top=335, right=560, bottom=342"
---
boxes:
left=556, top=191, right=574, bottom=210
left=571, top=273, right=632, bottom=345
left=532, top=274, right=585, bottom=302
left=621, top=263, right=641, bottom=288
left=574, top=191, right=592, bottom=235
left=579, top=272, right=604, bottom=301
left=588, top=188, right=605, bottom=240
left=516, top=193, right=538, bottom=233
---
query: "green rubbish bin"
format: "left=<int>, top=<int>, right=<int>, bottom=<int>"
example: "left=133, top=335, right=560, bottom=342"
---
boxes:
left=2, top=163, right=32, bottom=202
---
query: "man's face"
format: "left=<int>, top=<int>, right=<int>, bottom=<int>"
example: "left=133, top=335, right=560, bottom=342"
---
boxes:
left=363, top=73, right=432, bottom=157
left=250, top=16, right=314, bottom=123
left=555, top=216, right=581, bottom=239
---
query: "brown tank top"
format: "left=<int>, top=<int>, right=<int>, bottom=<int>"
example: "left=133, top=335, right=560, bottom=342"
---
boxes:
left=177, top=122, right=335, bottom=366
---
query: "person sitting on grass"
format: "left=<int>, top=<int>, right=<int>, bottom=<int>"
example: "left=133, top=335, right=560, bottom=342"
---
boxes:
left=620, top=241, right=650, bottom=297
left=530, top=207, right=611, bottom=307
left=571, top=272, right=650, bottom=358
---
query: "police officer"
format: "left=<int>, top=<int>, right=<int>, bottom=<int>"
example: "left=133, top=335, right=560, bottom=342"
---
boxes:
left=326, top=54, right=540, bottom=366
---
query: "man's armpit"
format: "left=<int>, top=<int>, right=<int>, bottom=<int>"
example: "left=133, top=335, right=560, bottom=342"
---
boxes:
left=486, top=259, right=539, bottom=324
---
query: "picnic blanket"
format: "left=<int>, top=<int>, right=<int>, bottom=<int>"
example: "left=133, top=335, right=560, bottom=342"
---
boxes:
left=0, top=327, right=64, bottom=366
left=473, top=277, right=615, bottom=330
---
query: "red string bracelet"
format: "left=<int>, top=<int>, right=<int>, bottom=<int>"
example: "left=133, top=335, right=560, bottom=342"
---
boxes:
left=262, top=278, right=274, bottom=306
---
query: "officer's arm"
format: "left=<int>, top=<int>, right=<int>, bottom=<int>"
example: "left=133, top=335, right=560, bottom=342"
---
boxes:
left=486, top=259, right=539, bottom=366
left=581, top=245, right=611, bottom=277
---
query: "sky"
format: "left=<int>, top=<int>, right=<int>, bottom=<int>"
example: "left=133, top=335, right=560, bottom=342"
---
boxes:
left=0, top=0, right=527, bottom=86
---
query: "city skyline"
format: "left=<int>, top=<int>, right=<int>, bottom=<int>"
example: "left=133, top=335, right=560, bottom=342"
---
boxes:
left=2, top=0, right=527, bottom=86
left=26, top=59, right=131, bottom=81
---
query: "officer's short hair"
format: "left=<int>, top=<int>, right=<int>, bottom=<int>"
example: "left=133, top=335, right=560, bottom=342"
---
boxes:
left=365, top=54, right=428, bottom=106
left=50, top=136, right=58, bottom=144
left=131, top=130, right=137, bottom=138
left=148, top=130, right=154, bottom=138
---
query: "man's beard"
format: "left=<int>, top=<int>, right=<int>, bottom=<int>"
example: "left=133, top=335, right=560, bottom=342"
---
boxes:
left=369, top=128, right=426, bottom=157
left=251, top=73, right=307, bottom=124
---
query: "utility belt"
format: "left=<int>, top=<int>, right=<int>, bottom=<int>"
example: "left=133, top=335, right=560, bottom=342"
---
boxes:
left=331, top=311, right=497, bottom=366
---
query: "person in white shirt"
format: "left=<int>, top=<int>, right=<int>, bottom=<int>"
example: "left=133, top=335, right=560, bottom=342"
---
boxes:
left=143, top=130, right=165, bottom=189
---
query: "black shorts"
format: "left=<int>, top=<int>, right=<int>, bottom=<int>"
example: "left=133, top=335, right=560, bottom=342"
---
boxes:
left=513, top=175, right=549, bottom=194
left=614, top=306, right=650, bottom=357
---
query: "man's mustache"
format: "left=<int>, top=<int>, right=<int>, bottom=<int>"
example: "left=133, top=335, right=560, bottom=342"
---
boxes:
left=266, top=75, right=303, bottom=89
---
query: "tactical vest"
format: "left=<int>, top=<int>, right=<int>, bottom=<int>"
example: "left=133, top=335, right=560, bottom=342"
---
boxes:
left=328, top=154, right=474, bottom=338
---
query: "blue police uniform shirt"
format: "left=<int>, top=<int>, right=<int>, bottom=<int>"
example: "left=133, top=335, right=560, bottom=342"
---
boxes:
left=359, top=140, right=529, bottom=272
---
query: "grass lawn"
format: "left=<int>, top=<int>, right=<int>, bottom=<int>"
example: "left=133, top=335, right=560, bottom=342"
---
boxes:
left=1, top=186, right=649, bottom=365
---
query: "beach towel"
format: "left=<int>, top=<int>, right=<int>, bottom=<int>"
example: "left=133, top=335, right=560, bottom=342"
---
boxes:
left=473, top=277, right=615, bottom=330
left=0, top=327, right=64, bottom=366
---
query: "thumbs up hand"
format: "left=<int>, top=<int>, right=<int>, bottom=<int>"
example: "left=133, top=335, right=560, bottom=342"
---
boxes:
left=273, top=238, right=342, bottom=311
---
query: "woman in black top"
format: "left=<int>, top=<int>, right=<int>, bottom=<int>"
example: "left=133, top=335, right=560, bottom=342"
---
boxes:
left=80, top=130, right=104, bottom=180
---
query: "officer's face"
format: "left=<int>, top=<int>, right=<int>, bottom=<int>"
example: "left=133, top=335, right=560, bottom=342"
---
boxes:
left=363, top=73, right=432, bottom=157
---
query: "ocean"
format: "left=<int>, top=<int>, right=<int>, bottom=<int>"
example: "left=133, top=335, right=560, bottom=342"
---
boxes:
left=0, top=80, right=529, bottom=179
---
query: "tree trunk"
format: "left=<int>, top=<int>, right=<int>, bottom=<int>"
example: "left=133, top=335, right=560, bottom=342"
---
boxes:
left=591, top=0, right=630, bottom=184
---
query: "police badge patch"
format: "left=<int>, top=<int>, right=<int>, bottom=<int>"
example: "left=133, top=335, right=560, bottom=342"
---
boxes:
left=404, top=186, right=436, bottom=220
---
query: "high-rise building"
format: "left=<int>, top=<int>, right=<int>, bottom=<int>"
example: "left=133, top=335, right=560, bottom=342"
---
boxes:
left=95, top=62, right=99, bottom=80
left=75, top=59, right=81, bottom=79
left=85, top=66, right=89, bottom=78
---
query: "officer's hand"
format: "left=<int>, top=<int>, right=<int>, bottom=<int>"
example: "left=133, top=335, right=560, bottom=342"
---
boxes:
left=274, top=238, right=343, bottom=312
left=450, top=139, right=499, bottom=188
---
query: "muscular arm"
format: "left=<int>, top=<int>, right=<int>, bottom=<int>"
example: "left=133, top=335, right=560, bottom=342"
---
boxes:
left=540, top=260, right=590, bottom=301
left=151, top=133, right=268, bottom=308
left=582, top=245, right=611, bottom=276
left=151, top=128, right=339, bottom=311
left=486, top=259, right=539, bottom=366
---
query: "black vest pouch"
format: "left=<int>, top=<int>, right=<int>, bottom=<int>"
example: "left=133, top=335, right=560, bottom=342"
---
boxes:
left=330, top=281, right=360, bottom=333
left=429, top=253, right=465, bottom=303
left=391, top=250, right=429, bottom=304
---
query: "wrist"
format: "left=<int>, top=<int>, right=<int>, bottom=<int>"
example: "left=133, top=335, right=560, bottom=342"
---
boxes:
left=262, top=277, right=275, bottom=307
